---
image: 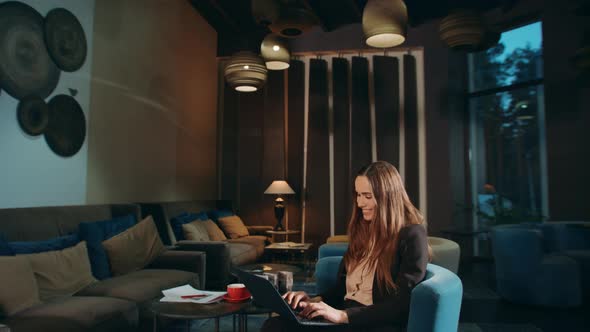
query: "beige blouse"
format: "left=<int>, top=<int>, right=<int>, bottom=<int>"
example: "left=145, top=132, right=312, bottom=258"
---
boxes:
left=344, top=258, right=377, bottom=305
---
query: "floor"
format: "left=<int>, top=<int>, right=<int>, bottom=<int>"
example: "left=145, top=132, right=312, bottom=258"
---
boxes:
left=171, top=258, right=589, bottom=332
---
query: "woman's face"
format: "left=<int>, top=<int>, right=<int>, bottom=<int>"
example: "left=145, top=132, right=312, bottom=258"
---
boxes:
left=355, top=176, right=377, bottom=221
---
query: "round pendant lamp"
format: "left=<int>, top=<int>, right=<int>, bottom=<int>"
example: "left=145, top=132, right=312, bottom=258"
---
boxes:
left=439, top=9, right=485, bottom=51
left=261, top=34, right=290, bottom=70
left=362, top=0, right=408, bottom=48
left=224, top=51, right=268, bottom=92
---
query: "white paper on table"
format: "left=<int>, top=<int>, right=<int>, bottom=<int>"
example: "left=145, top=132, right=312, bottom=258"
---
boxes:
left=160, top=284, right=226, bottom=304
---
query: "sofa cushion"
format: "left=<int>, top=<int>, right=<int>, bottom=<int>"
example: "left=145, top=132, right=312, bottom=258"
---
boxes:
left=227, top=242, right=258, bottom=266
left=21, top=241, right=97, bottom=302
left=170, top=212, right=208, bottom=242
left=227, top=235, right=267, bottom=257
left=8, top=233, right=80, bottom=254
left=182, top=221, right=210, bottom=242
left=0, top=256, right=41, bottom=317
left=218, top=215, right=249, bottom=239
left=102, top=216, right=166, bottom=276
left=0, top=234, right=14, bottom=256
left=76, top=269, right=198, bottom=304
left=202, top=219, right=227, bottom=241
left=5, top=296, right=138, bottom=332
left=78, top=214, right=136, bottom=280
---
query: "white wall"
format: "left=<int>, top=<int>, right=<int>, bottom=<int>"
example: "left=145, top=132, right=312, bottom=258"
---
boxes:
left=0, top=0, right=95, bottom=208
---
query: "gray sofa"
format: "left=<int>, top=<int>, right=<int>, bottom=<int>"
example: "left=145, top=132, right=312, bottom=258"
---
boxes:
left=141, top=200, right=271, bottom=290
left=0, top=204, right=206, bottom=332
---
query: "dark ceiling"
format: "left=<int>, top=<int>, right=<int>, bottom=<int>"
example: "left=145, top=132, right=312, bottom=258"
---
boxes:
left=190, top=0, right=517, bottom=56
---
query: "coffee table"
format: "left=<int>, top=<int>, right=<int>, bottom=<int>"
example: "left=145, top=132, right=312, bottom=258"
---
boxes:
left=239, top=262, right=302, bottom=274
left=150, top=299, right=248, bottom=332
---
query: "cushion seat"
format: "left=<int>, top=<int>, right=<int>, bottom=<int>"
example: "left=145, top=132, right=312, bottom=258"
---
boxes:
left=76, top=269, right=198, bottom=304
left=4, top=296, right=137, bottom=332
left=227, top=235, right=267, bottom=257
left=227, top=242, right=258, bottom=266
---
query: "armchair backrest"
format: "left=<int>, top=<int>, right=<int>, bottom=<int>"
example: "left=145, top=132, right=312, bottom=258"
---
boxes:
left=407, top=264, right=463, bottom=332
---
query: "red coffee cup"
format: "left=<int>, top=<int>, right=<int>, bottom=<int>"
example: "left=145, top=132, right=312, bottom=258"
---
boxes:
left=227, top=283, right=250, bottom=299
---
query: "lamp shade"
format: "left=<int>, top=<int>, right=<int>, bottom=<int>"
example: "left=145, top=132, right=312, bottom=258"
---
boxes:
left=439, top=10, right=485, bottom=51
left=261, top=34, right=290, bottom=70
left=362, top=0, right=408, bottom=48
left=264, top=180, right=295, bottom=195
left=224, top=51, right=268, bottom=92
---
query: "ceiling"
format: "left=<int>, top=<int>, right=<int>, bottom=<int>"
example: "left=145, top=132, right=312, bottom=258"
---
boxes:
left=190, top=0, right=518, bottom=56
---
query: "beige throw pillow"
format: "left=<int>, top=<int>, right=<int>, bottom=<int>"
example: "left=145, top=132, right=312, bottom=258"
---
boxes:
left=21, top=241, right=97, bottom=302
left=202, top=219, right=227, bottom=241
left=182, top=221, right=210, bottom=242
left=218, top=215, right=249, bottom=239
left=0, top=256, right=41, bottom=317
left=102, top=215, right=166, bottom=276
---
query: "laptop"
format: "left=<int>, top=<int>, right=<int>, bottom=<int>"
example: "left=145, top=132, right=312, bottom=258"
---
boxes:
left=234, top=268, right=339, bottom=326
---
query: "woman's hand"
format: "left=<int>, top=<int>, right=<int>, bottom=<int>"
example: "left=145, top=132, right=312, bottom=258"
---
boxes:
left=282, top=291, right=310, bottom=309
left=298, top=301, right=349, bottom=324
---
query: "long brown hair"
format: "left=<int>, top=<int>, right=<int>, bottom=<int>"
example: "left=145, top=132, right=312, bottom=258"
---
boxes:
left=343, top=161, right=430, bottom=293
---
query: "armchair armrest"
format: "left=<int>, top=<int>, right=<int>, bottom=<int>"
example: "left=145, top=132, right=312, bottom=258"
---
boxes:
left=247, top=225, right=273, bottom=236
left=174, top=241, right=233, bottom=290
left=147, top=250, right=206, bottom=288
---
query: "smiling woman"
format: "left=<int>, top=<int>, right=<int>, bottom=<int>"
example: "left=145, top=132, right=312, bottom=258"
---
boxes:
left=262, top=161, right=431, bottom=332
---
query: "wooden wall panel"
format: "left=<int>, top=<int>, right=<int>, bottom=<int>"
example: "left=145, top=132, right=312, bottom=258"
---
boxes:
left=332, top=57, right=351, bottom=235
left=350, top=57, right=372, bottom=177
left=287, top=61, right=305, bottom=240
left=238, top=91, right=265, bottom=224
left=261, top=71, right=286, bottom=227
left=374, top=56, right=400, bottom=167
left=305, top=59, right=330, bottom=248
left=220, top=82, right=239, bottom=205
left=403, top=54, right=420, bottom=207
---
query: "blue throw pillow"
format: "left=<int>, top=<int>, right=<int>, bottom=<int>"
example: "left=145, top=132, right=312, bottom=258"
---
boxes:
left=0, top=234, right=15, bottom=256
left=170, top=212, right=208, bottom=241
left=78, top=214, right=136, bottom=280
left=8, top=234, right=80, bottom=254
left=207, top=209, right=234, bottom=223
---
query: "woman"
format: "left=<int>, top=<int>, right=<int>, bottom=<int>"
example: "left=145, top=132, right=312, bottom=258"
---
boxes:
left=262, top=161, right=430, bottom=331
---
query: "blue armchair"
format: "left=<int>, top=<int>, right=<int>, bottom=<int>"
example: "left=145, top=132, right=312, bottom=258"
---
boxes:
left=314, top=257, right=463, bottom=332
left=491, top=224, right=583, bottom=307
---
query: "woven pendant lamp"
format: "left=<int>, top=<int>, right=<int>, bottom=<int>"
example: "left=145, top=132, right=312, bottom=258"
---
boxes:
left=260, top=34, right=290, bottom=70
left=439, top=9, right=485, bottom=51
left=362, top=0, right=408, bottom=48
left=224, top=51, right=268, bottom=92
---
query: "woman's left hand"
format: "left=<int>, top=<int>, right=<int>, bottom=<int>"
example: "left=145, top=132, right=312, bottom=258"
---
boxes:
left=298, top=301, right=349, bottom=324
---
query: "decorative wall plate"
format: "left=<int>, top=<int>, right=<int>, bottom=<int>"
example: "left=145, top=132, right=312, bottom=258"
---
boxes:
left=44, top=94, right=86, bottom=157
left=17, top=95, right=49, bottom=136
left=44, top=7, right=87, bottom=72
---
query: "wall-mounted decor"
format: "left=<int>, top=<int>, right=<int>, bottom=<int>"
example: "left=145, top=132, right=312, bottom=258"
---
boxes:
left=0, top=1, right=60, bottom=100
left=44, top=94, right=86, bottom=157
left=44, top=7, right=87, bottom=72
left=17, top=95, right=49, bottom=136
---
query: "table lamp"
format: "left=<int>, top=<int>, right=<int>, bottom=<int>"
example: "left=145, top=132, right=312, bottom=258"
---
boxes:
left=264, top=180, right=295, bottom=231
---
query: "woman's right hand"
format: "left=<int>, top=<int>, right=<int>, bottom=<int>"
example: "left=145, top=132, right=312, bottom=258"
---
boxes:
left=282, top=291, right=310, bottom=309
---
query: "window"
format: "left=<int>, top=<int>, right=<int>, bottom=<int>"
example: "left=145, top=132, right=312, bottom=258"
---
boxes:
left=468, top=22, right=547, bottom=241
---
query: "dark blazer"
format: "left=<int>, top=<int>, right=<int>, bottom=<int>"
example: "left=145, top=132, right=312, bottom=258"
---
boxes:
left=319, top=224, right=429, bottom=329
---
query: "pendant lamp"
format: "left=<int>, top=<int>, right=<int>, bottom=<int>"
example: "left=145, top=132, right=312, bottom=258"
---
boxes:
left=260, top=34, right=290, bottom=70
left=439, top=9, right=485, bottom=51
left=224, top=51, right=268, bottom=92
left=362, top=0, right=408, bottom=48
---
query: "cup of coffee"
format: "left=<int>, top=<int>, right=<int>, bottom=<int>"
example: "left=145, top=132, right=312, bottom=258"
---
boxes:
left=227, top=283, right=250, bottom=300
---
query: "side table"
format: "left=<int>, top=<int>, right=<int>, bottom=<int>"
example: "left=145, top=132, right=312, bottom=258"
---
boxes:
left=150, top=299, right=248, bottom=332
left=266, top=230, right=300, bottom=242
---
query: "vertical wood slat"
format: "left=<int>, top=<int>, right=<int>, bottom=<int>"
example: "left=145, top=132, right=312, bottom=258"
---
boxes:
left=287, top=61, right=305, bottom=240
left=374, top=56, right=400, bottom=167
left=238, top=91, right=265, bottom=223
left=221, top=81, right=239, bottom=205
left=261, top=71, right=286, bottom=227
left=404, top=54, right=420, bottom=207
left=332, top=57, right=351, bottom=235
left=305, top=59, right=330, bottom=248
left=351, top=57, right=372, bottom=177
